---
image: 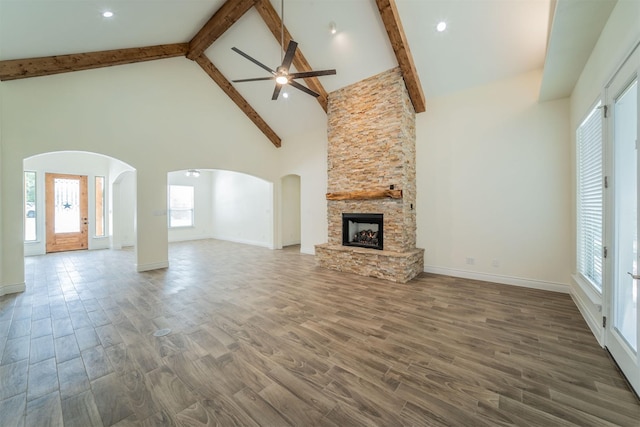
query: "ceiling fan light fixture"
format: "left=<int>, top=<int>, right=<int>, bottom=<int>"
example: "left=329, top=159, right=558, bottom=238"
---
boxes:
left=230, top=0, right=335, bottom=101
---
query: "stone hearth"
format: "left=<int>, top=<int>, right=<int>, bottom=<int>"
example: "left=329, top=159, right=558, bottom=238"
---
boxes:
left=316, top=68, right=424, bottom=283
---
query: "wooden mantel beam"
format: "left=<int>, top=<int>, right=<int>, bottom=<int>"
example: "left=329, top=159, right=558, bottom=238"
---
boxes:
left=194, top=55, right=281, bottom=147
left=375, top=0, right=426, bottom=113
left=254, top=0, right=330, bottom=113
left=187, top=0, right=257, bottom=60
left=326, top=189, right=403, bottom=201
left=0, top=44, right=189, bottom=81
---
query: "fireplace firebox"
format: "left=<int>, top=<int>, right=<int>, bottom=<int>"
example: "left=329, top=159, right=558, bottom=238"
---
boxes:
left=342, top=213, right=383, bottom=250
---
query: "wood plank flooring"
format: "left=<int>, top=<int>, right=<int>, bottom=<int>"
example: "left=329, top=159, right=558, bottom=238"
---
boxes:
left=1, top=239, right=638, bottom=426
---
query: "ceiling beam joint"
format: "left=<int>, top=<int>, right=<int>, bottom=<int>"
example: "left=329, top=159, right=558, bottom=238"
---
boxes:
left=187, top=0, right=258, bottom=60
left=375, top=0, right=426, bottom=113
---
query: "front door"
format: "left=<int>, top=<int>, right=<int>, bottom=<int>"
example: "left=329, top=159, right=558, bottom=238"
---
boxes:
left=606, top=45, right=639, bottom=395
left=45, top=173, right=88, bottom=253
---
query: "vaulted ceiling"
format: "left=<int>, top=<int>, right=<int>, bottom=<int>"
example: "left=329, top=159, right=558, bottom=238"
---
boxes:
left=0, top=0, right=615, bottom=147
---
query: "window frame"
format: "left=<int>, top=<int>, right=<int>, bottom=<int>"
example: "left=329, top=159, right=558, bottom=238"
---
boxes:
left=576, top=100, right=604, bottom=294
left=168, top=184, right=195, bottom=228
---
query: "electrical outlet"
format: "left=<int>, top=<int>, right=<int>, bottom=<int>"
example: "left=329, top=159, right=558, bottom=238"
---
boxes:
left=492, top=259, right=500, bottom=268
left=466, top=257, right=475, bottom=265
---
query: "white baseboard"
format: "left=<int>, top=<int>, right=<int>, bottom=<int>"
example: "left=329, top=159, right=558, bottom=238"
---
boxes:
left=0, top=282, right=26, bottom=296
left=300, top=245, right=316, bottom=255
left=423, top=265, right=570, bottom=294
left=136, top=260, right=169, bottom=272
left=210, top=235, right=273, bottom=249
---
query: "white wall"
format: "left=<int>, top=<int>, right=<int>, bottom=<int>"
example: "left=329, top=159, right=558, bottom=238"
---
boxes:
left=281, top=174, right=301, bottom=246
left=211, top=170, right=273, bottom=248
left=111, top=170, right=136, bottom=249
left=279, top=127, right=328, bottom=254
left=569, top=0, right=640, bottom=343
left=417, top=69, right=572, bottom=292
left=167, top=170, right=215, bottom=243
left=1, top=57, right=282, bottom=292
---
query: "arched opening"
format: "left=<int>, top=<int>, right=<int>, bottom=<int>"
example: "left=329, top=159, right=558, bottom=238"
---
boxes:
left=167, top=169, right=274, bottom=248
left=23, top=151, right=135, bottom=256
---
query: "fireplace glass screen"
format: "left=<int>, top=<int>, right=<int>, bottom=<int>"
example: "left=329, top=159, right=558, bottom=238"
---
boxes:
left=342, top=213, right=383, bottom=250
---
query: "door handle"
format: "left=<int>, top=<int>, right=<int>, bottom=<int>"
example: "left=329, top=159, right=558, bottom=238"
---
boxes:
left=627, top=272, right=640, bottom=280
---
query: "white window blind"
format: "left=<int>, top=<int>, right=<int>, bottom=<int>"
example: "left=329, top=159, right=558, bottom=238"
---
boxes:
left=577, top=103, right=603, bottom=292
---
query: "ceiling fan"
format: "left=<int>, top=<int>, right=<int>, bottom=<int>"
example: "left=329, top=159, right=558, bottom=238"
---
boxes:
left=231, top=0, right=336, bottom=100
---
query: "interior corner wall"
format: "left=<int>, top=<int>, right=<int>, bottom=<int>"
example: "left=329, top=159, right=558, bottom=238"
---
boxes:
left=111, top=170, right=136, bottom=249
left=210, top=170, right=273, bottom=248
left=417, top=69, right=571, bottom=292
left=569, top=0, right=640, bottom=343
left=278, top=127, right=328, bottom=255
left=281, top=174, right=301, bottom=247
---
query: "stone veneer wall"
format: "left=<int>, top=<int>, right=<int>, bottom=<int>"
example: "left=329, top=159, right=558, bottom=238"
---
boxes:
left=316, top=68, right=424, bottom=283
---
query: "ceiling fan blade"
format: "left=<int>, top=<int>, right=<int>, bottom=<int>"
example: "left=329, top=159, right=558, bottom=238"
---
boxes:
left=272, top=83, right=283, bottom=101
left=232, top=77, right=276, bottom=83
left=289, top=69, right=337, bottom=79
left=231, top=47, right=275, bottom=75
left=281, top=40, right=298, bottom=70
left=289, top=80, right=320, bottom=98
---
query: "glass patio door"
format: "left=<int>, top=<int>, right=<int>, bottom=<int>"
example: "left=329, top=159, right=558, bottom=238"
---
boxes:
left=606, top=45, right=639, bottom=396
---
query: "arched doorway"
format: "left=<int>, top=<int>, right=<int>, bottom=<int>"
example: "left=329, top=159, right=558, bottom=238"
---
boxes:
left=23, top=151, right=135, bottom=256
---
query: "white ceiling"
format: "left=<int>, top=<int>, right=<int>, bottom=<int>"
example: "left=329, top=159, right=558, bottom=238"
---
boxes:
left=0, top=0, right=611, bottom=141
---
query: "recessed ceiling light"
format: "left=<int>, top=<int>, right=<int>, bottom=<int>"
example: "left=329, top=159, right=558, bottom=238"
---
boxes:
left=102, top=11, right=114, bottom=18
left=282, top=92, right=289, bottom=99
left=329, top=22, right=337, bottom=35
left=436, top=21, right=447, bottom=32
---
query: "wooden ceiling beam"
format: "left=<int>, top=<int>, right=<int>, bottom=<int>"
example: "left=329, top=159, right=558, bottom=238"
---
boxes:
left=375, top=0, right=426, bottom=113
left=254, top=0, right=330, bottom=113
left=0, top=43, right=189, bottom=81
left=187, top=0, right=257, bottom=60
left=194, top=54, right=281, bottom=147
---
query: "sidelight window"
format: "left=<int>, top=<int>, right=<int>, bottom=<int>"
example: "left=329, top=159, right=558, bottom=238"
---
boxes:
left=24, top=171, right=37, bottom=241
left=95, top=176, right=105, bottom=237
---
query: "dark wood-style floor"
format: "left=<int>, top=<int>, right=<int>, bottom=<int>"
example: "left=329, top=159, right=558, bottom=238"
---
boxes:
left=1, top=239, right=638, bottom=426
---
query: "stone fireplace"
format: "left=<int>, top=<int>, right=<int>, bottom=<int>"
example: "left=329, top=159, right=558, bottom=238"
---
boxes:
left=315, top=68, right=424, bottom=283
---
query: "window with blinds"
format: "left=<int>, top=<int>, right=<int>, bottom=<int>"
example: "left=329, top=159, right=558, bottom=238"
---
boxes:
left=577, top=102, right=603, bottom=292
